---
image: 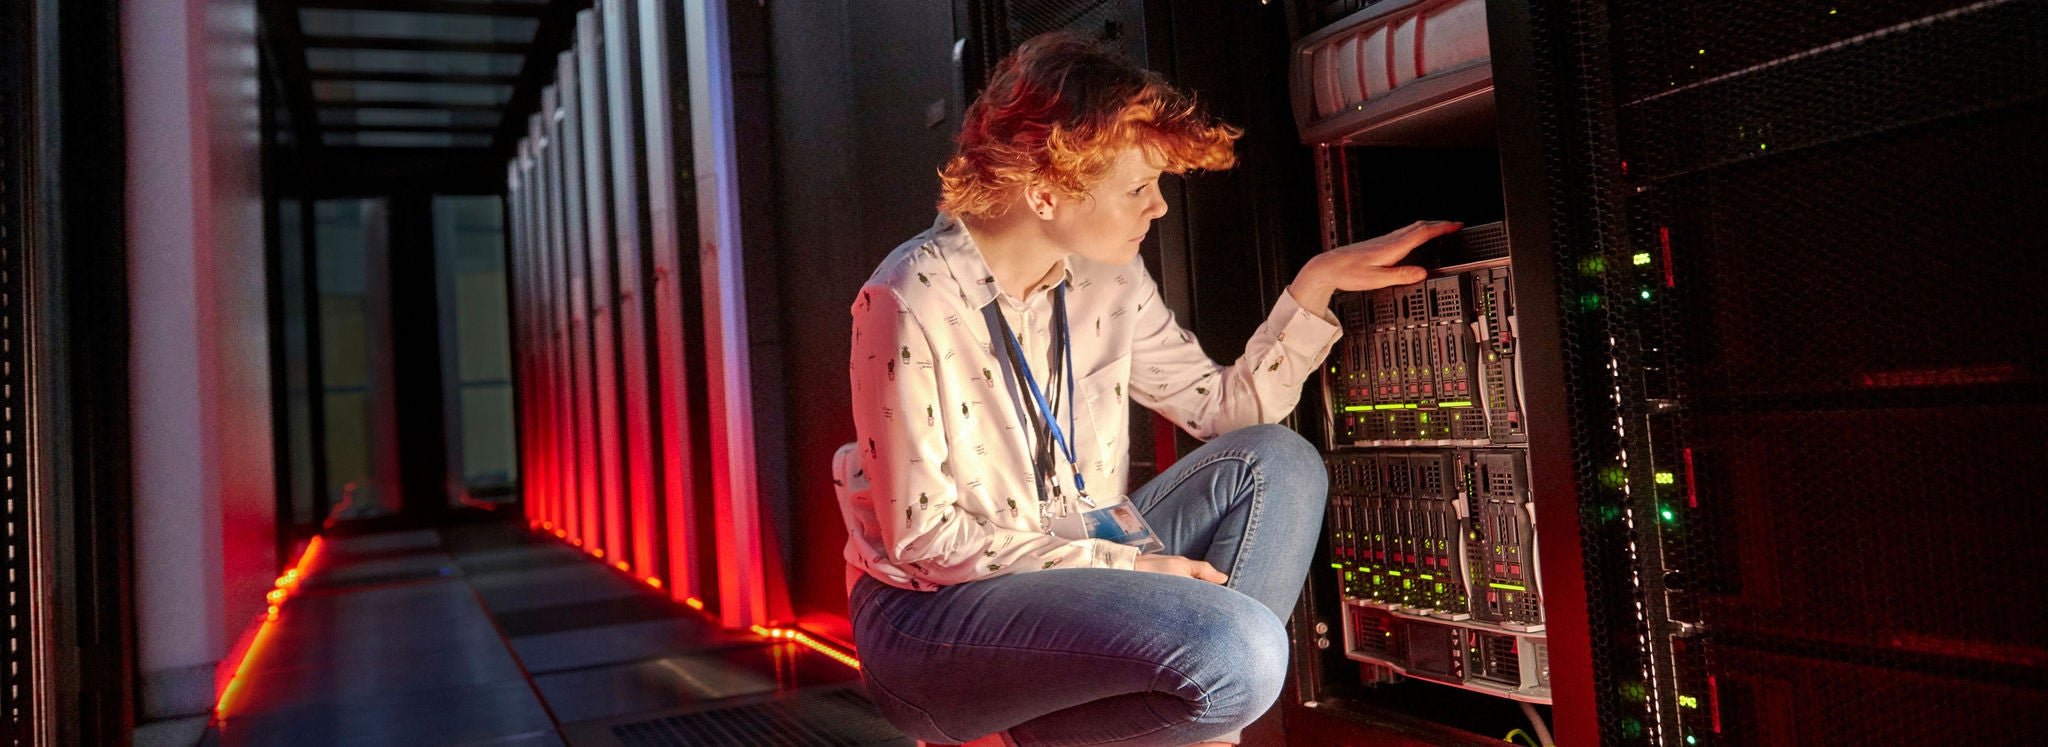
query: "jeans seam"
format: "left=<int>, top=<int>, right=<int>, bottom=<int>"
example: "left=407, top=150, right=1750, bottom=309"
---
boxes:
left=1224, top=456, right=1265, bottom=594
left=1135, top=450, right=1256, bottom=515
left=870, top=605, right=1215, bottom=731
left=862, top=664, right=962, bottom=743
left=1135, top=447, right=1266, bottom=594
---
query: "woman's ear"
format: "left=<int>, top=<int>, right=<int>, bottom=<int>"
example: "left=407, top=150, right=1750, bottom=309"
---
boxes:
left=1022, top=183, right=1059, bottom=220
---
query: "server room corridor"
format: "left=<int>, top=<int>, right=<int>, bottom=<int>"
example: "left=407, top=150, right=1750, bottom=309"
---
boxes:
left=202, top=511, right=882, bottom=745
left=7, top=0, right=2041, bottom=745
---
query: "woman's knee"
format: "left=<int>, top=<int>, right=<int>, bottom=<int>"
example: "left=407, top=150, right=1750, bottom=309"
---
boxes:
left=1181, top=590, right=1290, bottom=721
left=1231, top=423, right=1327, bottom=493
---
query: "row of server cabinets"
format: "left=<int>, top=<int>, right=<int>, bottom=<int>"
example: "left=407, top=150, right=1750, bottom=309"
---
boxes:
left=503, top=1, right=713, bottom=609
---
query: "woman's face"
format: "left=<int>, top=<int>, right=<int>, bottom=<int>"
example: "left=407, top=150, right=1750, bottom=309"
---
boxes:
left=1041, top=146, right=1170, bottom=266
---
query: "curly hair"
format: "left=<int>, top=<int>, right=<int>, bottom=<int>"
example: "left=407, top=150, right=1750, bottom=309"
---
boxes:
left=938, top=31, right=1243, bottom=219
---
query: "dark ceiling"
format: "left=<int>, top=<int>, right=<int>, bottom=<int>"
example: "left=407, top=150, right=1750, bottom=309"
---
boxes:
left=260, top=0, right=585, bottom=161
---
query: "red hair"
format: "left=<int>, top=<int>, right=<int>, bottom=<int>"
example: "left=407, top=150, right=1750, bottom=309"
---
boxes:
left=938, top=32, right=1242, bottom=219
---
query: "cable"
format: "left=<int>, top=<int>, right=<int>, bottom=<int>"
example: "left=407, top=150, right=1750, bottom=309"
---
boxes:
left=1520, top=701, right=1556, bottom=747
left=1503, top=728, right=1539, bottom=747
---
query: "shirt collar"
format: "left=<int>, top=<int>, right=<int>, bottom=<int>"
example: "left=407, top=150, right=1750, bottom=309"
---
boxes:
left=930, top=212, right=1074, bottom=311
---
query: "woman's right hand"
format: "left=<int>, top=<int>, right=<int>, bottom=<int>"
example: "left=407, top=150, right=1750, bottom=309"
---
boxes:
left=1133, top=554, right=1229, bottom=584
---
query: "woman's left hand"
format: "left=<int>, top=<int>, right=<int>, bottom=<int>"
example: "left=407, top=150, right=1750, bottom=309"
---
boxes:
left=1287, top=220, right=1463, bottom=318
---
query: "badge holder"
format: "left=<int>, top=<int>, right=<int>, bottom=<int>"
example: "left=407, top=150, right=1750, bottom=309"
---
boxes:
left=1049, top=496, right=1166, bottom=555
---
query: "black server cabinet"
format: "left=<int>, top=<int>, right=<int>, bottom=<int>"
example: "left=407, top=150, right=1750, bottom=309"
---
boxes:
left=1277, top=0, right=1587, bottom=745
left=1508, top=0, right=2048, bottom=745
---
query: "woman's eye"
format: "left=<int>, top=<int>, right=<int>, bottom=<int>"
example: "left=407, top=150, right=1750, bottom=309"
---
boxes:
left=1130, top=185, right=1147, bottom=196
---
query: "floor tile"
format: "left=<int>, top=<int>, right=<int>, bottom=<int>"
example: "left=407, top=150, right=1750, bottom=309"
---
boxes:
left=492, top=594, right=685, bottom=638
left=321, top=530, right=444, bottom=559
left=300, top=553, right=461, bottom=592
left=534, top=643, right=859, bottom=726
left=217, top=680, right=553, bottom=747
left=226, top=639, right=526, bottom=716
left=511, top=617, right=765, bottom=674
left=469, top=564, right=647, bottom=614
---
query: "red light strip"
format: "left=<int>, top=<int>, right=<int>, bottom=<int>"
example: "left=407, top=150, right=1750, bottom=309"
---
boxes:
left=1682, top=447, right=1698, bottom=508
left=1659, top=226, right=1675, bottom=288
left=216, top=536, right=326, bottom=716
left=1708, top=674, right=1723, bottom=733
left=750, top=625, right=862, bottom=670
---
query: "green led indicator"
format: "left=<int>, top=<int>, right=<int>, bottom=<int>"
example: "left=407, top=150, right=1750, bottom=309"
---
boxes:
left=1343, top=405, right=1372, bottom=412
left=1439, top=400, right=1473, bottom=407
left=1679, top=695, right=1700, bottom=709
left=1760, top=142, right=1769, bottom=150
left=1687, top=737, right=1697, bottom=746
left=1641, top=289, right=1654, bottom=300
left=1661, top=508, right=1676, bottom=522
left=1633, top=252, right=1652, bottom=266
left=1489, top=582, right=1526, bottom=591
left=1656, top=472, right=1676, bottom=485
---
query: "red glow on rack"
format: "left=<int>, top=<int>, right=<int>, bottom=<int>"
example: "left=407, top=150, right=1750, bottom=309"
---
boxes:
left=614, top=561, right=632, bottom=572
left=750, top=625, right=862, bottom=670
left=590, top=548, right=605, bottom=559
left=1708, top=675, right=1723, bottom=733
left=1658, top=226, right=1675, bottom=288
left=1859, top=364, right=2018, bottom=390
left=1682, top=448, right=1698, bottom=508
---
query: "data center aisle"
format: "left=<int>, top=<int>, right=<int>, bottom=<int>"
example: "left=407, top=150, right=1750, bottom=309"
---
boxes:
left=205, top=514, right=909, bottom=746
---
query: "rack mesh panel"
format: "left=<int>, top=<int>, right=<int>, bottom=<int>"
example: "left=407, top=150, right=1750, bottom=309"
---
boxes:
left=1527, top=0, right=2048, bottom=743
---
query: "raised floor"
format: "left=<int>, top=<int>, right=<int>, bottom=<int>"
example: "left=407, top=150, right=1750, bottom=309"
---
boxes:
left=202, top=513, right=913, bottom=746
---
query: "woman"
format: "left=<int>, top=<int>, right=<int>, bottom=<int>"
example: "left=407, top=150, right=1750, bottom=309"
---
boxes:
left=840, top=31, right=1458, bottom=747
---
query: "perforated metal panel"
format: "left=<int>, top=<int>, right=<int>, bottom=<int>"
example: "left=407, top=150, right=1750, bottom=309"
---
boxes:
left=959, top=0, right=1148, bottom=96
left=1524, top=0, right=2048, bottom=743
left=611, top=688, right=909, bottom=747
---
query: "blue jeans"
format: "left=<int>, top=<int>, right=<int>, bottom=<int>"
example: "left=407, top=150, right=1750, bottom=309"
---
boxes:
left=850, top=424, right=1327, bottom=746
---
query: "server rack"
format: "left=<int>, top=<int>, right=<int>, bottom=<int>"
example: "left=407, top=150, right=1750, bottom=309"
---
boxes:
left=1279, top=0, right=1587, bottom=744
left=1508, top=0, right=2048, bottom=744
left=509, top=0, right=719, bottom=606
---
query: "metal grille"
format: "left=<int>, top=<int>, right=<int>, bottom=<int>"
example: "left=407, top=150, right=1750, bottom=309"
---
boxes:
left=961, top=0, right=1148, bottom=96
left=611, top=688, right=909, bottom=747
left=0, top=2, right=31, bottom=737
left=1528, top=0, right=2048, bottom=743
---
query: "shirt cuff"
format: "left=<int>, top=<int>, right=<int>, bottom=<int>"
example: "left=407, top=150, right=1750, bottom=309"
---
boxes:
left=1273, top=288, right=1345, bottom=357
left=1091, top=540, right=1143, bottom=571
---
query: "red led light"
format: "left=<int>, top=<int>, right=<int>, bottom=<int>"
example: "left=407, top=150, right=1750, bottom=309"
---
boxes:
left=1708, top=675, right=1723, bottom=733
left=1659, top=226, right=1675, bottom=288
left=1683, top=448, right=1698, bottom=508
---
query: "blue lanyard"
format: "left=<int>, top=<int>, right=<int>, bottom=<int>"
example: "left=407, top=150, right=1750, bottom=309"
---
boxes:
left=997, top=285, right=1086, bottom=496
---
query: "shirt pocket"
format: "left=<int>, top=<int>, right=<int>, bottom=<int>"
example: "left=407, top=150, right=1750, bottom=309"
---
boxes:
left=1076, top=353, right=1132, bottom=478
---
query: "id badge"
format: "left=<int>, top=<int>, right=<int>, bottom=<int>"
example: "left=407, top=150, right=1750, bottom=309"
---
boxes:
left=1049, top=496, right=1166, bottom=555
